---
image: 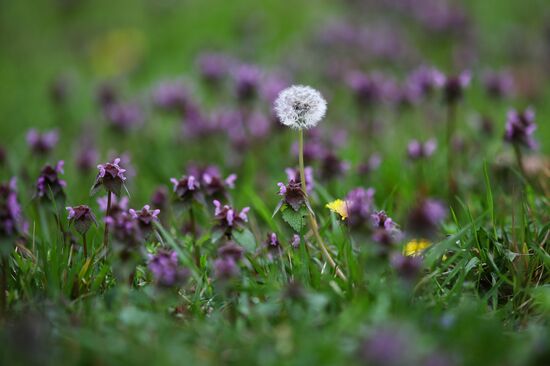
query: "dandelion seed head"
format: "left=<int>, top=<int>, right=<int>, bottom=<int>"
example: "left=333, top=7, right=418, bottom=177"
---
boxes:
left=274, top=85, right=327, bottom=130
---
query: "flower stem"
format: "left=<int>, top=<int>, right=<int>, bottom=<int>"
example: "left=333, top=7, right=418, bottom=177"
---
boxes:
left=103, top=191, right=112, bottom=251
left=1, top=256, right=8, bottom=315
left=190, top=206, right=200, bottom=267
left=446, top=102, right=457, bottom=201
left=298, top=130, right=347, bottom=281
left=82, top=233, right=88, bottom=258
left=513, top=144, right=529, bottom=185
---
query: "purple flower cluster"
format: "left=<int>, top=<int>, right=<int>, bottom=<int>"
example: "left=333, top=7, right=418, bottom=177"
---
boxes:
left=35, top=161, right=66, bottom=201
left=0, top=178, right=22, bottom=238
left=170, top=175, right=202, bottom=205
left=285, top=167, right=314, bottom=194
left=345, top=187, right=376, bottom=228
left=26, top=129, right=58, bottom=155
left=407, top=139, right=437, bottom=160
left=187, top=165, right=237, bottom=200
left=504, top=107, right=537, bottom=149
left=213, top=200, right=250, bottom=238
left=91, top=158, right=127, bottom=196
left=152, top=82, right=191, bottom=113
left=148, top=250, right=190, bottom=288
left=104, top=102, right=144, bottom=133
left=443, top=71, right=471, bottom=104
left=407, top=199, right=447, bottom=238
left=276, top=180, right=307, bottom=211
left=129, top=205, right=160, bottom=236
left=66, top=205, right=96, bottom=235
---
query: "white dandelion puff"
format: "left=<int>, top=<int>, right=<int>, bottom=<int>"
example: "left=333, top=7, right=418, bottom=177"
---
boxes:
left=273, top=85, right=327, bottom=129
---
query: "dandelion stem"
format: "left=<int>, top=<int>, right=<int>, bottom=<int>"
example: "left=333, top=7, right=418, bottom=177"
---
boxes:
left=103, top=191, right=112, bottom=251
left=298, top=130, right=347, bottom=281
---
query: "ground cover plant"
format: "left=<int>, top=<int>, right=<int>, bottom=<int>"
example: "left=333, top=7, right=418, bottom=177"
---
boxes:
left=0, top=0, right=549, bottom=365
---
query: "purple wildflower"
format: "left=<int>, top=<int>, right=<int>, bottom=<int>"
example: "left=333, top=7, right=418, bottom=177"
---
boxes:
left=483, top=70, right=514, bottom=99
left=407, top=66, right=445, bottom=99
left=151, top=186, right=169, bottom=210
left=152, top=82, right=191, bottom=113
left=285, top=167, right=314, bottom=193
left=66, top=205, right=97, bottom=235
left=407, top=139, right=437, bottom=160
left=213, top=200, right=250, bottom=237
left=320, top=152, right=349, bottom=181
left=233, top=64, right=261, bottom=102
left=217, top=241, right=244, bottom=262
left=35, top=161, right=66, bottom=201
left=265, top=232, right=281, bottom=254
left=104, top=102, right=143, bottom=132
left=97, top=195, right=129, bottom=218
left=105, top=212, right=143, bottom=250
left=197, top=52, right=231, bottom=84
left=170, top=175, right=202, bottom=204
left=213, top=257, right=240, bottom=281
left=129, top=205, right=160, bottom=235
left=371, top=211, right=396, bottom=231
left=358, top=327, right=411, bottom=366
left=291, top=234, right=301, bottom=249
left=391, top=253, right=423, bottom=281
left=0, top=178, right=22, bottom=238
left=443, top=71, right=471, bottom=104
left=346, top=71, right=387, bottom=107
left=346, top=187, right=376, bottom=228
left=91, top=158, right=127, bottom=196
left=407, top=199, right=447, bottom=237
left=276, top=180, right=307, bottom=211
left=190, top=165, right=237, bottom=199
left=148, top=250, right=190, bottom=288
left=75, top=145, right=98, bottom=173
left=26, top=129, right=58, bottom=155
left=504, top=107, right=537, bottom=149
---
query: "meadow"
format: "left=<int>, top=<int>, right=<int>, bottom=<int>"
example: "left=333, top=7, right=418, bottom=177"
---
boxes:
left=0, top=0, right=549, bottom=365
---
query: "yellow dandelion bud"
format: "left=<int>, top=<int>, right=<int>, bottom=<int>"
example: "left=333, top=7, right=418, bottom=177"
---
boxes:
left=404, top=239, right=431, bottom=256
left=326, top=199, right=348, bottom=220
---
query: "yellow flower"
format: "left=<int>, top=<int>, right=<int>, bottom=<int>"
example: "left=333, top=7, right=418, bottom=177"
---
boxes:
left=403, top=239, right=431, bottom=256
left=326, top=199, right=348, bottom=220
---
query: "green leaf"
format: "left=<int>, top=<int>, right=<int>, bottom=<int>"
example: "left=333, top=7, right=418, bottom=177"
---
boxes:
left=281, top=206, right=307, bottom=233
left=233, top=228, right=257, bottom=252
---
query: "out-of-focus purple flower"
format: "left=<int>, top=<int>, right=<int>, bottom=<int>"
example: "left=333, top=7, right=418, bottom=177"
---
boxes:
left=197, top=53, right=231, bottom=85
left=49, top=75, right=70, bottom=106
left=407, top=139, right=437, bottom=160
left=371, top=211, right=396, bottom=231
left=66, top=205, right=96, bottom=235
left=97, top=195, right=129, bottom=218
left=290, top=234, right=301, bottom=249
left=261, top=73, right=289, bottom=105
left=443, top=71, right=471, bottom=104
left=105, top=212, right=142, bottom=250
left=483, top=70, right=514, bottom=99
left=407, top=66, right=445, bottom=99
left=75, top=145, right=98, bottom=173
left=188, top=165, right=237, bottom=200
left=104, top=102, right=144, bottom=132
left=504, top=107, right=537, bottom=149
left=214, top=257, right=240, bottom=281
left=265, top=232, right=282, bottom=256
left=0, top=178, right=22, bottom=238
left=129, top=205, right=160, bottom=235
left=423, top=351, right=458, bottom=366
left=217, top=241, right=244, bottom=262
left=152, top=82, right=191, bottom=113
left=358, top=154, right=382, bottom=176
left=233, top=64, right=261, bottom=102
left=294, top=140, right=328, bottom=164
left=213, top=200, right=250, bottom=237
left=170, top=175, right=202, bottom=205
left=246, top=111, right=271, bottom=139
left=320, top=152, right=349, bottom=181
left=346, top=71, right=387, bottom=107
left=35, top=161, right=66, bottom=201
left=391, top=253, right=423, bottom=280
left=151, top=186, right=169, bottom=210
left=346, top=187, right=375, bottom=228
left=148, top=250, right=190, bottom=288
left=96, top=83, right=118, bottom=108
left=407, top=199, right=447, bottom=237
left=285, top=167, right=314, bottom=193
left=91, top=158, right=127, bottom=196
left=358, top=327, right=411, bottom=366
left=26, top=129, right=58, bottom=155
left=276, top=180, right=307, bottom=212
